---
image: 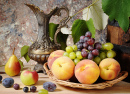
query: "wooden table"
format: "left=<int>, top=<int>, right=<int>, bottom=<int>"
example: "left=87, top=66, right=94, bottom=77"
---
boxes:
left=0, top=65, right=130, bottom=94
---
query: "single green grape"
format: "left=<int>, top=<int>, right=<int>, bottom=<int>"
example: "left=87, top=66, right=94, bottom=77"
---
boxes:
left=63, top=52, right=69, bottom=57
left=103, top=42, right=114, bottom=50
left=93, top=56, right=101, bottom=64
left=99, top=52, right=107, bottom=60
left=72, top=45, right=78, bottom=51
left=69, top=52, right=76, bottom=59
left=107, top=50, right=116, bottom=58
left=76, top=51, right=83, bottom=59
left=38, top=89, right=48, bottom=94
left=66, top=46, right=73, bottom=53
left=74, top=58, right=80, bottom=65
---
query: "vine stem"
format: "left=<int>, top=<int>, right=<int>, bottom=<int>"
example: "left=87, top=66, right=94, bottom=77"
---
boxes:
left=70, top=0, right=99, bottom=19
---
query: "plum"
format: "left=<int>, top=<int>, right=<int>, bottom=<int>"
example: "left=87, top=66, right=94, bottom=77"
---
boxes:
left=43, top=82, right=56, bottom=92
left=2, top=78, right=14, bottom=88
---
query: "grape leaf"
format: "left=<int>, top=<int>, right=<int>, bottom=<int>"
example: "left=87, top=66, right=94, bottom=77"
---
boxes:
left=21, top=45, right=29, bottom=57
left=49, top=23, right=59, bottom=41
left=57, top=32, right=68, bottom=50
left=102, top=0, right=130, bottom=32
left=71, top=18, right=95, bottom=44
left=24, top=53, right=30, bottom=62
left=49, top=23, right=68, bottom=50
left=18, top=59, right=24, bottom=71
left=83, top=0, right=108, bottom=30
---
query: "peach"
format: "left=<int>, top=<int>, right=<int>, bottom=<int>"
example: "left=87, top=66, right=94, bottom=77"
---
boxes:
left=75, top=59, right=100, bottom=84
left=48, top=50, right=65, bottom=69
left=99, top=58, right=121, bottom=80
left=51, top=56, right=75, bottom=80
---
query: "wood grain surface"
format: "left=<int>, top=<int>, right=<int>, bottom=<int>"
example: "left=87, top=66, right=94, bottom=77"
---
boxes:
left=0, top=65, right=130, bottom=94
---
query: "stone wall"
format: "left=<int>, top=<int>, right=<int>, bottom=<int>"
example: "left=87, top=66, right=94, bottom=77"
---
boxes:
left=0, top=0, right=92, bottom=65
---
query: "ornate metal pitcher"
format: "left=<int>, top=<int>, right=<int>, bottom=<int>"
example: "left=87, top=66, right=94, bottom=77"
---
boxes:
left=25, top=4, right=70, bottom=74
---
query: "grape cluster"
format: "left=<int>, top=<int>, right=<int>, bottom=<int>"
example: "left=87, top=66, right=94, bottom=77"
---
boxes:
left=63, top=45, right=83, bottom=65
left=76, top=31, right=102, bottom=60
left=93, top=43, right=116, bottom=64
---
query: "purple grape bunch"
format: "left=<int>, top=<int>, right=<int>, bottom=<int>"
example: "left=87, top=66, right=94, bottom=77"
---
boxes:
left=76, top=31, right=102, bottom=60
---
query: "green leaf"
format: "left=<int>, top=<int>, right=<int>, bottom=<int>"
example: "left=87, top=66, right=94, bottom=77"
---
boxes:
left=49, top=23, right=59, bottom=41
left=86, top=18, right=96, bottom=38
left=18, top=59, right=24, bottom=71
left=102, top=0, right=130, bottom=32
left=57, top=32, right=68, bottom=50
left=21, top=45, right=29, bottom=57
left=71, top=18, right=95, bottom=44
left=49, top=23, right=68, bottom=50
left=24, top=53, right=30, bottom=62
left=83, top=0, right=108, bottom=30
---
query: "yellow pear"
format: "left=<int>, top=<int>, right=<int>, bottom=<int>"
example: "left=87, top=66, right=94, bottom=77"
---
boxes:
left=5, top=48, right=21, bottom=76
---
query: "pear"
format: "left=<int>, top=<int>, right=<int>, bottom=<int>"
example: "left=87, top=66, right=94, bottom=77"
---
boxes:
left=5, top=48, right=21, bottom=76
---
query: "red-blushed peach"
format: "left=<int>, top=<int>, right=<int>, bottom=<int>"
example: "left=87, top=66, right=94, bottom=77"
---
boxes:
left=48, top=50, right=65, bottom=69
left=99, top=58, right=121, bottom=80
left=51, top=56, right=75, bottom=80
left=75, top=59, right=100, bottom=84
left=20, top=70, right=39, bottom=85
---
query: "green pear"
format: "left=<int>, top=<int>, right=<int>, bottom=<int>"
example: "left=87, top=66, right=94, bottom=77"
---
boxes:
left=5, top=48, right=21, bottom=76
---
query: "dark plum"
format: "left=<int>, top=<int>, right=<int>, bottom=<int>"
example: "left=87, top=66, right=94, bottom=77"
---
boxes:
left=2, top=78, right=14, bottom=88
left=43, top=82, right=56, bottom=92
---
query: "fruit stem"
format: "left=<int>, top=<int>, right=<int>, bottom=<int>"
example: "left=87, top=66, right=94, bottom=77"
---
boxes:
left=70, top=0, right=99, bottom=18
left=13, top=47, right=15, bottom=55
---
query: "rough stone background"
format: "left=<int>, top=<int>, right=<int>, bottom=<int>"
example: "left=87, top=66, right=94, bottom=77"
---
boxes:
left=0, top=0, right=106, bottom=65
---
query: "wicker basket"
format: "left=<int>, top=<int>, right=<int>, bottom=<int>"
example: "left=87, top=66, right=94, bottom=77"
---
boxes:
left=43, top=63, right=128, bottom=89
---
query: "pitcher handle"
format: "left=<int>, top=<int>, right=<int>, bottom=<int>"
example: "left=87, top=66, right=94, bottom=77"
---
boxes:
left=53, top=6, right=71, bottom=46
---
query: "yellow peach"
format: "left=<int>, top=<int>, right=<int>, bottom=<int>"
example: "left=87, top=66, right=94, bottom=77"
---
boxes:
left=51, top=56, right=75, bottom=80
left=99, top=58, right=121, bottom=80
left=75, top=59, right=100, bottom=84
left=48, top=50, right=65, bottom=69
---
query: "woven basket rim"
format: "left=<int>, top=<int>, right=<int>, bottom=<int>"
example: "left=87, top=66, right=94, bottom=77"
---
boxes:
left=43, top=62, right=128, bottom=89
